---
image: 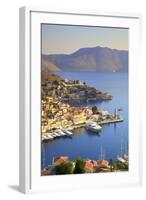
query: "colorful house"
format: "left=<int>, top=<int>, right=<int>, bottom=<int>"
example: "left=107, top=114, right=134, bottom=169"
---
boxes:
left=52, top=156, right=69, bottom=165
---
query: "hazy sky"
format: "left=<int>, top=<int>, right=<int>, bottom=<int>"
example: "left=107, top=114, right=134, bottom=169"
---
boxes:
left=42, top=24, right=128, bottom=55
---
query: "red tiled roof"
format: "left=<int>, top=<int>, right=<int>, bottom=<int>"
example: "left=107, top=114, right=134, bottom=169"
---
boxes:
left=90, top=160, right=98, bottom=167
left=53, top=156, right=69, bottom=165
left=84, top=160, right=94, bottom=172
left=97, top=160, right=109, bottom=167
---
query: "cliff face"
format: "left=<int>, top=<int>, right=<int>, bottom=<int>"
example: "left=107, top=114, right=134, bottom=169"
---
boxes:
left=42, top=46, right=128, bottom=72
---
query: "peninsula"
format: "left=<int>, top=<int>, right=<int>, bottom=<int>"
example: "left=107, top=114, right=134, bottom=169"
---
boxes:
left=41, top=73, right=123, bottom=141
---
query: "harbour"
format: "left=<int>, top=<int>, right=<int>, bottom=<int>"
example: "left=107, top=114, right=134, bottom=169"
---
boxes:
left=41, top=72, right=128, bottom=167
left=42, top=116, right=124, bottom=141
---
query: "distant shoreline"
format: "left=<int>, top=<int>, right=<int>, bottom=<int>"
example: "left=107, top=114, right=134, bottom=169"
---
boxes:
left=42, top=45, right=128, bottom=73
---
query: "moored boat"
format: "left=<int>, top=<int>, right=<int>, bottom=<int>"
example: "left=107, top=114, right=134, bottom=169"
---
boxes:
left=55, top=129, right=66, bottom=136
left=62, top=129, right=73, bottom=136
left=117, top=155, right=128, bottom=164
left=86, top=122, right=102, bottom=132
left=123, top=154, right=128, bottom=161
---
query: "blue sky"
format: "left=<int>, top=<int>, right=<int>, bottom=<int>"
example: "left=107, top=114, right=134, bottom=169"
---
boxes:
left=42, top=24, right=128, bottom=55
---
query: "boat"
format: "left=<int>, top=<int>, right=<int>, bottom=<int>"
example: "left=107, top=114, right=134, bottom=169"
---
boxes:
left=123, top=154, right=128, bottom=161
left=42, top=135, right=46, bottom=141
left=51, top=133, right=57, bottom=138
left=117, top=155, right=128, bottom=164
left=86, top=122, right=102, bottom=132
left=62, top=129, right=73, bottom=136
left=117, top=135, right=128, bottom=164
left=53, top=132, right=60, bottom=137
left=42, top=134, right=53, bottom=141
left=47, top=135, right=53, bottom=140
left=117, top=108, right=123, bottom=111
left=117, top=156, right=126, bottom=163
left=55, top=129, right=66, bottom=136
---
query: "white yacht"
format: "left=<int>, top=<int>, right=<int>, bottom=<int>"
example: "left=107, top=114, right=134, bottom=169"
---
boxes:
left=86, top=122, right=102, bottom=132
left=117, top=156, right=126, bottom=163
left=117, top=155, right=128, bottom=164
left=123, top=154, right=128, bottom=161
left=117, top=154, right=128, bottom=164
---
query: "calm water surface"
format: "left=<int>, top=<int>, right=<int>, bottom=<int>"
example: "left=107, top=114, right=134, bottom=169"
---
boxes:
left=41, top=72, right=128, bottom=167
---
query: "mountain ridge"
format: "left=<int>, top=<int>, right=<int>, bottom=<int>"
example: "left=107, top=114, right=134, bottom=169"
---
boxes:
left=42, top=46, right=128, bottom=72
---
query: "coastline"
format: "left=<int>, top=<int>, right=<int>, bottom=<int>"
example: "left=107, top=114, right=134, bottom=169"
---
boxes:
left=41, top=72, right=127, bottom=170
left=42, top=115, right=124, bottom=142
left=41, top=73, right=124, bottom=141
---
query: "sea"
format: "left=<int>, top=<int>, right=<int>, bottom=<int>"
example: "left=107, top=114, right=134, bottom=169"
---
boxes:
left=41, top=72, right=128, bottom=167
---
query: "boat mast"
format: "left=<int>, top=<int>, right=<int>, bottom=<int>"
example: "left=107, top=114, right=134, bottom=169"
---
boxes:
left=99, top=145, right=105, bottom=160
left=120, top=137, right=124, bottom=157
left=114, top=107, right=117, bottom=119
left=124, top=141, right=128, bottom=156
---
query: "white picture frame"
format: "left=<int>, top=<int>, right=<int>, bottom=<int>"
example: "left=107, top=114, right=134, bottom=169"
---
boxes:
left=19, top=6, right=143, bottom=194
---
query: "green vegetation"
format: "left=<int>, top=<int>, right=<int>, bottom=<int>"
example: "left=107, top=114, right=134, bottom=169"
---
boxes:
left=74, top=157, right=85, bottom=174
left=53, top=80, right=59, bottom=85
left=109, top=159, right=114, bottom=172
left=92, top=106, right=98, bottom=114
left=113, top=161, right=128, bottom=171
left=43, top=156, right=128, bottom=175
left=55, top=161, right=74, bottom=175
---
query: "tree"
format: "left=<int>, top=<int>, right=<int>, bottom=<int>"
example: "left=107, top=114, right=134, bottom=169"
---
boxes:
left=53, top=80, right=59, bottom=85
left=92, top=106, right=98, bottom=114
left=55, top=161, right=73, bottom=175
left=74, top=157, right=85, bottom=174
left=116, top=162, right=128, bottom=170
left=109, top=159, right=113, bottom=172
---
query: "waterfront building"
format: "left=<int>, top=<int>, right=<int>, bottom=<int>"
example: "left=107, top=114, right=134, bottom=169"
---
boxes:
left=84, top=160, right=94, bottom=173
left=52, top=156, right=69, bottom=165
left=97, top=160, right=109, bottom=168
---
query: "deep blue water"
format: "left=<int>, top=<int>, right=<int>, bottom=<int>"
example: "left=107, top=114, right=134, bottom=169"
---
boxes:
left=41, top=72, right=128, bottom=167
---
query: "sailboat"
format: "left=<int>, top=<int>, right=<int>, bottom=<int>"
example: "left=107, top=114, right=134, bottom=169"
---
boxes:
left=117, top=137, right=128, bottom=164
left=123, top=142, right=129, bottom=162
left=98, top=145, right=105, bottom=160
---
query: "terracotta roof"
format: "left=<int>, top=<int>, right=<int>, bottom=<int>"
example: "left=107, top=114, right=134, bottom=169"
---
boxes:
left=84, top=160, right=94, bottom=172
left=53, top=156, right=69, bottom=165
left=97, top=160, right=109, bottom=167
left=90, top=160, right=98, bottom=167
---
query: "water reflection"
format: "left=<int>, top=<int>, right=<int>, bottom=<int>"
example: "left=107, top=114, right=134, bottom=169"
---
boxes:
left=72, top=127, right=84, bottom=135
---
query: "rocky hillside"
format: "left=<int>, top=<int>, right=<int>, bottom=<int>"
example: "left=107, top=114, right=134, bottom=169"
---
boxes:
left=42, top=46, right=128, bottom=72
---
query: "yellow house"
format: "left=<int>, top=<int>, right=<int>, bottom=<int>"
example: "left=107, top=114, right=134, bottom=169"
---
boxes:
left=73, top=113, right=87, bottom=125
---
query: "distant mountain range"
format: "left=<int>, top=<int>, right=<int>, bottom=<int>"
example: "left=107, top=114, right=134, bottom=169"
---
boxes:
left=42, top=46, right=128, bottom=73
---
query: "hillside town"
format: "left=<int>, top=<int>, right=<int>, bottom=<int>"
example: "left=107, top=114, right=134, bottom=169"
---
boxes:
left=41, top=73, right=126, bottom=175
left=41, top=73, right=123, bottom=141
left=41, top=73, right=113, bottom=105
